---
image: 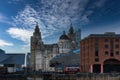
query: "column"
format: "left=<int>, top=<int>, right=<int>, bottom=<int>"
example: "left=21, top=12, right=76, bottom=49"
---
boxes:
left=90, top=64, right=93, bottom=73
left=101, top=64, right=103, bottom=73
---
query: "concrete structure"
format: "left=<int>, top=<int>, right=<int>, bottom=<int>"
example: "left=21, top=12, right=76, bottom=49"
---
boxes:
left=80, top=32, right=120, bottom=73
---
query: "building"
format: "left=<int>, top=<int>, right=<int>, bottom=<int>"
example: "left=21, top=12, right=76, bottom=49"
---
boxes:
left=80, top=32, right=120, bottom=73
left=30, top=24, right=59, bottom=71
left=58, top=24, right=81, bottom=53
left=58, top=31, right=71, bottom=53
left=30, top=23, right=81, bottom=71
left=50, top=49, right=80, bottom=72
left=0, top=49, right=25, bottom=73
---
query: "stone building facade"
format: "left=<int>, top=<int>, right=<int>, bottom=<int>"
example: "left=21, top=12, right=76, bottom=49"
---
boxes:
left=58, top=31, right=71, bottom=53
left=80, top=32, right=120, bottom=73
left=58, top=24, right=81, bottom=53
left=30, top=24, right=59, bottom=71
left=30, top=24, right=81, bottom=71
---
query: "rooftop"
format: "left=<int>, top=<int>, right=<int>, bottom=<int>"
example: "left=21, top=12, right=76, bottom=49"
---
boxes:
left=82, top=32, right=120, bottom=41
left=50, top=49, right=80, bottom=67
left=0, top=52, right=25, bottom=65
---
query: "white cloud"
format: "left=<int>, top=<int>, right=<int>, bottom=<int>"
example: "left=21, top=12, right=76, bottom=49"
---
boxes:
left=11, top=0, right=107, bottom=44
left=8, top=0, right=24, bottom=4
left=0, top=14, right=7, bottom=24
left=0, top=13, right=6, bottom=20
left=0, top=39, right=13, bottom=47
left=13, top=5, right=60, bottom=38
left=7, top=27, right=33, bottom=44
left=0, top=13, right=13, bottom=25
left=12, top=0, right=89, bottom=38
left=13, top=5, right=39, bottom=29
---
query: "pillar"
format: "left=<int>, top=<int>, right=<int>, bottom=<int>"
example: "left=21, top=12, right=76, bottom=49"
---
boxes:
left=90, top=64, right=93, bottom=73
left=101, top=64, right=103, bottom=73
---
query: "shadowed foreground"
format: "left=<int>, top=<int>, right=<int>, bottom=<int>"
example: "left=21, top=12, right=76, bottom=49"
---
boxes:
left=0, top=72, right=120, bottom=80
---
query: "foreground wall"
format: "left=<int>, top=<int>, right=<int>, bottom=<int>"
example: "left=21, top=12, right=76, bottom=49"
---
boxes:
left=49, top=73, right=120, bottom=80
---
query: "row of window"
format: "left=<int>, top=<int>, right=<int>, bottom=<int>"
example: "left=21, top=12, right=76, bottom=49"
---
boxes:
left=105, top=51, right=119, bottom=55
left=95, top=51, right=120, bottom=62
left=105, top=44, right=119, bottom=48
left=95, top=39, right=119, bottom=43
left=105, top=39, right=119, bottom=42
left=95, top=51, right=119, bottom=56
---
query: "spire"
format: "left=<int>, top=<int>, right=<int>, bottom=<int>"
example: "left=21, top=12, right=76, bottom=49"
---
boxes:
left=69, top=23, right=74, bottom=34
left=33, top=22, right=41, bottom=38
left=60, top=31, right=69, bottom=40
left=35, top=24, right=39, bottom=33
left=34, top=21, right=39, bottom=33
left=63, top=31, right=66, bottom=35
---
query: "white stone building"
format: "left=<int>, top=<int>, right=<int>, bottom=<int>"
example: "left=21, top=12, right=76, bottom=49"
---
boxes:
left=30, top=24, right=81, bottom=71
left=30, top=24, right=59, bottom=71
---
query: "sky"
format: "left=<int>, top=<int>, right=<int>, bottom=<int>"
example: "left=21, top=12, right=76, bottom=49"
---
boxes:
left=0, top=0, right=120, bottom=53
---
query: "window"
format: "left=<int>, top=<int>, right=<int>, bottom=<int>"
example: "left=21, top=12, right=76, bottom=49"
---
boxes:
left=116, top=39, right=119, bottom=42
left=105, top=51, right=109, bottom=55
left=116, top=51, right=119, bottom=55
left=95, top=51, right=98, bottom=56
left=110, top=52, right=114, bottom=56
left=105, top=39, right=108, bottom=42
left=105, top=44, right=108, bottom=48
left=110, top=39, right=113, bottom=49
left=95, top=58, right=99, bottom=62
left=116, top=44, right=119, bottom=48
left=95, top=38, right=98, bottom=42
left=95, top=38, right=98, bottom=56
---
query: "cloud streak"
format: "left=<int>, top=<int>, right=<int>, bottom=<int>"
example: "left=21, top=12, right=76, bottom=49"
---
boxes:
left=0, top=13, right=13, bottom=25
left=0, top=39, right=13, bottom=47
left=7, top=27, right=33, bottom=44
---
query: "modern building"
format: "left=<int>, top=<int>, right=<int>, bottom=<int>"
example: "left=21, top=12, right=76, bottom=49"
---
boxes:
left=0, top=49, right=25, bottom=73
left=30, top=23, right=81, bottom=71
left=50, top=49, right=80, bottom=72
left=80, top=32, right=120, bottom=73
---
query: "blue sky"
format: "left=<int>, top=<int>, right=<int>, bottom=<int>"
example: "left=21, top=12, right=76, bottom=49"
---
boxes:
left=0, top=0, right=120, bottom=53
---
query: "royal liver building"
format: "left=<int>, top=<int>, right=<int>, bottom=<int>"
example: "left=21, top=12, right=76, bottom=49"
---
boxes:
left=30, top=24, right=81, bottom=71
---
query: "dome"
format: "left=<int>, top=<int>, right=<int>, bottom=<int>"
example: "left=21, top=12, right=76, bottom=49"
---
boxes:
left=60, top=34, right=69, bottom=40
left=59, top=31, right=69, bottom=40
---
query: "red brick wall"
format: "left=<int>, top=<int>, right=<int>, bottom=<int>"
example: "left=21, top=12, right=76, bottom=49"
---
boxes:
left=80, top=37, right=120, bottom=73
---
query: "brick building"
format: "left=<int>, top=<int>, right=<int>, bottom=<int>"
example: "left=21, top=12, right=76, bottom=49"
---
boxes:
left=80, top=32, right=120, bottom=73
